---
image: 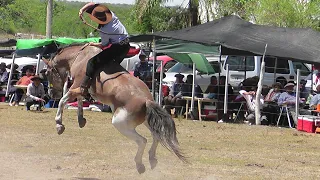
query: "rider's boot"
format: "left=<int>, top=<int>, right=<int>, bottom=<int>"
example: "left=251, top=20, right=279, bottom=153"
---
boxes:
left=70, top=76, right=92, bottom=96
left=80, top=76, right=92, bottom=96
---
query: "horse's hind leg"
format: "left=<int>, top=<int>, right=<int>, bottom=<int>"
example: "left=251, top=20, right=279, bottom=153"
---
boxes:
left=77, top=97, right=86, bottom=128
left=144, top=122, right=159, bottom=169
left=112, top=108, right=147, bottom=174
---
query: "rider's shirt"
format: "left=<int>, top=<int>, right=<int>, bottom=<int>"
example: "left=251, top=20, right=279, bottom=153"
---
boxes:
left=99, top=11, right=128, bottom=46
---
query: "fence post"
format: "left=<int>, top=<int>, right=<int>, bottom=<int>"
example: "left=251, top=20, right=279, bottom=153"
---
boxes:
left=158, top=61, right=163, bottom=105
left=5, top=53, right=16, bottom=97
left=295, top=69, right=300, bottom=124
left=223, top=64, right=229, bottom=121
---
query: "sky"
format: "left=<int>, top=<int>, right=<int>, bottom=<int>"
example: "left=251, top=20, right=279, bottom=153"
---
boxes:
left=65, top=0, right=187, bottom=6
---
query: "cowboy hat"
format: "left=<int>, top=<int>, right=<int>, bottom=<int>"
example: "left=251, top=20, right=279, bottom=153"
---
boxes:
left=284, top=83, right=295, bottom=88
left=87, top=4, right=112, bottom=25
left=139, top=51, right=146, bottom=57
left=31, top=75, right=42, bottom=81
left=272, top=82, right=282, bottom=89
left=6, top=63, right=19, bottom=69
left=0, top=62, right=6, bottom=68
left=174, top=73, right=184, bottom=78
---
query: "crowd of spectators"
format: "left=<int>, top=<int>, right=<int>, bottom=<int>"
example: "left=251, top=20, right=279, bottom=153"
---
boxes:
left=0, top=63, right=50, bottom=111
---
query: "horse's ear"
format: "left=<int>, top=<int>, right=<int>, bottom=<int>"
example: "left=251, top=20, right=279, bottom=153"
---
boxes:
left=42, top=58, right=51, bottom=67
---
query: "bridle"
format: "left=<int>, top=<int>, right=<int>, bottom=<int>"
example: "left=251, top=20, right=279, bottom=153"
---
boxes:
left=47, top=44, right=90, bottom=93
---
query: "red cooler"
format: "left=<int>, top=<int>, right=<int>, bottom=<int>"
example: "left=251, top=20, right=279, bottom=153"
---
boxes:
left=203, top=105, right=217, bottom=119
left=297, top=115, right=320, bottom=133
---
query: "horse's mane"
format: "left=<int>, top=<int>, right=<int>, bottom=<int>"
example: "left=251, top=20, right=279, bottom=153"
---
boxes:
left=57, top=43, right=87, bottom=54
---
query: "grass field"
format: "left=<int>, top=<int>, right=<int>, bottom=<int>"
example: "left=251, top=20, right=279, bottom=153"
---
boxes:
left=1, top=102, right=320, bottom=180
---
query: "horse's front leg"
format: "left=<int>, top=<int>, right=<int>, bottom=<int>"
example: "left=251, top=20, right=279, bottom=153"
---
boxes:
left=77, top=97, right=86, bottom=128
left=55, top=91, right=78, bottom=135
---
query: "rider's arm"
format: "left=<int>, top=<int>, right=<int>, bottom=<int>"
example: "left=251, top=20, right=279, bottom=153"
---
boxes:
left=89, top=42, right=103, bottom=48
left=79, top=2, right=95, bottom=16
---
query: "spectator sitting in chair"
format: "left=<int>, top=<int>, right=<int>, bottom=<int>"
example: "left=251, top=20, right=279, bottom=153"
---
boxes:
left=309, top=84, right=320, bottom=113
left=181, top=75, right=203, bottom=119
left=182, top=75, right=203, bottom=98
left=6, top=63, right=20, bottom=83
left=299, top=79, right=309, bottom=100
left=9, top=68, right=34, bottom=106
left=262, top=82, right=282, bottom=125
left=26, top=75, right=48, bottom=111
left=214, top=76, right=235, bottom=122
left=204, top=76, right=217, bottom=99
left=164, top=73, right=185, bottom=118
left=0, top=63, right=9, bottom=96
left=277, top=82, right=306, bottom=126
left=239, top=87, right=264, bottom=124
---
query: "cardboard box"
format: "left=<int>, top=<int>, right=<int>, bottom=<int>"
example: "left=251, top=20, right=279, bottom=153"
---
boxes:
left=297, top=115, right=320, bottom=133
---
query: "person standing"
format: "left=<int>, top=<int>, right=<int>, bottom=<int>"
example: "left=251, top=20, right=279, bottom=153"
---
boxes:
left=133, top=51, right=152, bottom=84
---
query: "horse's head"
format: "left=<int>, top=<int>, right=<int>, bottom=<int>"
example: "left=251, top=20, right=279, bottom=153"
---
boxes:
left=43, top=44, right=102, bottom=98
left=42, top=55, right=67, bottom=99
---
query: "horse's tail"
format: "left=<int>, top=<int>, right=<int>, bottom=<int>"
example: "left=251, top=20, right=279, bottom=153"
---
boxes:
left=145, top=100, right=188, bottom=163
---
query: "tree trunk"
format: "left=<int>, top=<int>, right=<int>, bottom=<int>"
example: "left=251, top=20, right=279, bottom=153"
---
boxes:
left=46, top=0, right=53, bottom=39
left=189, top=0, right=199, bottom=26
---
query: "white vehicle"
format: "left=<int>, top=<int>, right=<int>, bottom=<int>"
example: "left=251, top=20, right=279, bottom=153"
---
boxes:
left=162, top=55, right=224, bottom=92
left=120, top=43, right=142, bottom=71
left=0, top=56, right=45, bottom=72
left=223, top=56, right=310, bottom=88
left=163, top=55, right=311, bottom=92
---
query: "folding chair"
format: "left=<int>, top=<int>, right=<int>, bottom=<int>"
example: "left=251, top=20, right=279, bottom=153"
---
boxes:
left=277, top=105, right=293, bottom=128
left=233, top=102, right=246, bottom=122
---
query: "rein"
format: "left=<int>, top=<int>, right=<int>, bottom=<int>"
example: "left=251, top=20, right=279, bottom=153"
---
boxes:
left=50, top=44, right=89, bottom=83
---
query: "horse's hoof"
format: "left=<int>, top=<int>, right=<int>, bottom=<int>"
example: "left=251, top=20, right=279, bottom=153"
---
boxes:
left=78, top=118, right=86, bottom=128
left=136, top=163, right=146, bottom=174
left=149, top=157, right=158, bottom=169
left=56, top=124, right=65, bottom=135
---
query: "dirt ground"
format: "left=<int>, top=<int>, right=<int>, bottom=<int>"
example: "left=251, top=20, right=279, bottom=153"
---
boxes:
left=1, top=102, right=320, bottom=180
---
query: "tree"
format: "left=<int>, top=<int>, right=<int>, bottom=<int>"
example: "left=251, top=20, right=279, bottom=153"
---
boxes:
left=133, top=0, right=200, bottom=33
left=0, top=0, right=14, bottom=6
left=252, top=0, right=320, bottom=29
left=202, top=0, right=320, bottom=31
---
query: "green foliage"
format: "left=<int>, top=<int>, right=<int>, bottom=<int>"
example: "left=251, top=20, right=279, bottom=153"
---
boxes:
left=0, top=0, right=14, bottom=6
left=1, top=0, right=319, bottom=38
left=0, top=0, right=136, bottom=38
left=207, top=0, right=320, bottom=31
left=251, top=0, right=320, bottom=29
left=131, top=3, right=189, bottom=33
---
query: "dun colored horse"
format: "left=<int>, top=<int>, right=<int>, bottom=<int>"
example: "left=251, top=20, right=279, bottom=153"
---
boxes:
left=43, top=44, right=186, bottom=173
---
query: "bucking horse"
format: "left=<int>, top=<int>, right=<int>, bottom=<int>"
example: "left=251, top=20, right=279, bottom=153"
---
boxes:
left=43, top=43, right=187, bottom=173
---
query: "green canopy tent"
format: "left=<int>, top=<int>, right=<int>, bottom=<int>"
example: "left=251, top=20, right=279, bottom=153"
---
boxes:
left=138, top=39, right=220, bottom=111
left=155, top=39, right=219, bottom=74
left=5, top=37, right=101, bottom=97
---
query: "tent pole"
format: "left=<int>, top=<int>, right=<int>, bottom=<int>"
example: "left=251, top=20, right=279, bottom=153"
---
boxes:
left=126, top=59, right=130, bottom=71
left=218, top=45, right=222, bottom=121
left=36, top=53, right=41, bottom=75
left=190, top=63, right=196, bottom=117
left=152, top=36, right=156, bottom=100
left=295, top=69, right=300, bottom=127
left=223, top=64, right=229, bottom=122
left=273, top=57, right=277, bottom=84
left=255, top=44, right=268, bottom=125
left=244, top=57, right=247, bottom=80
left=158, top=61, right=163, bottom=106
left=311, top=64, right=314, bottom=93
left=6, top=53, right=16, bottom=97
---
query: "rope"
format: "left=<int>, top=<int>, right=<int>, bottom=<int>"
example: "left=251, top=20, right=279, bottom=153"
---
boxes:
left=80, top=14, right=128, bottom=36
